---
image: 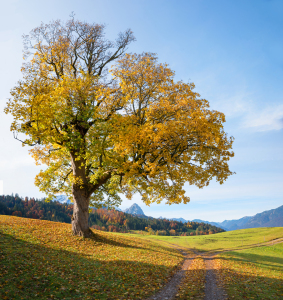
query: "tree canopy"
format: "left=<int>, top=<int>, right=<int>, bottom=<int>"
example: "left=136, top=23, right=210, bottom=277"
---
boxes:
left=5, top=17, right=234, bottom=236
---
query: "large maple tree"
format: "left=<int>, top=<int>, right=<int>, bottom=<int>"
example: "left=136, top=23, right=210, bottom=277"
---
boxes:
left=5, top=18, right=234, bottom=237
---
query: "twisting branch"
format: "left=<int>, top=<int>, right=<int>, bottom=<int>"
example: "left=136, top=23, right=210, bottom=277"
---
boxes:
left=13, top=132, right=40, bottom=146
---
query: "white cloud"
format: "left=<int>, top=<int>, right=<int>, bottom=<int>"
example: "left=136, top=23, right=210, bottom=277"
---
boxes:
left=242, top=104, right=283, bottom=131
left=210, top=91, right=253, bottom=118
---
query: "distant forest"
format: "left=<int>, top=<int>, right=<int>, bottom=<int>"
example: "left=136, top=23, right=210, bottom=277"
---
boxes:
left=0, top=195, right=225, bottom=236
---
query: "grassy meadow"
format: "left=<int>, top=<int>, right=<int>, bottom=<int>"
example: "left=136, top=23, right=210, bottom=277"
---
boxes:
left=133, top=227, right=283, bottom=299
left=130, top=227, right=283, bottom=252
left=215, top=243, right=283, bottom=299
left=0, top=215, right=183, bottom=300
left=1, top=215, right=282, bottom=300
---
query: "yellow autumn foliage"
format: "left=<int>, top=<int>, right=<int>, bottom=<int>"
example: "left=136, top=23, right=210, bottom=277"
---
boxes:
left=5, top=18, right=234, bottom=213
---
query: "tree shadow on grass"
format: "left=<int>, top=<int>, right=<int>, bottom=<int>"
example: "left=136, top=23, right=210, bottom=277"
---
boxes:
left=178, top=255, right=283, bottom=300
left=0, top=232, right=178, bottom=300
left=89, top=229, right=181, bottom=259
left=196, top=241, right=282, bottom=254
left=215, top=262, right=283, bottom=300
left=220, top=250, right=283, bottom=271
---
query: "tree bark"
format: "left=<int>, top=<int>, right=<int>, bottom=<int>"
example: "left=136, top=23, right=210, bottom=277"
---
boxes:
left=69, top=152, right=113, bottom=237
left=70, top=151, right=93, bottom=237
left=71, top=187, right=91, bottom=237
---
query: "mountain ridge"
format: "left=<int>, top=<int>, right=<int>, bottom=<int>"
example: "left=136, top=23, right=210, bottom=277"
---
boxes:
left=169, top=206, right=283, bottom=231
left=53, top=197, right=283, bottom=231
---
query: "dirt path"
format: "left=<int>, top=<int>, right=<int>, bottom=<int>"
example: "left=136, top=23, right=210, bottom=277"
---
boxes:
left=202, top=253, right=227, bottom=300
left=146, top=238, right=283, bottom=300
left=147, top=248, right=195, bottom=300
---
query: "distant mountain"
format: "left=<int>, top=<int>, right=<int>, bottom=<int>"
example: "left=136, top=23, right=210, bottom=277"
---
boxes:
left=218, top=216, right=252, bottom=231
left=192, top=219, right=226, bottom=229
left=191, top=205, right=283, bottom=231
left=170, top=217, right=188, bottom=223
left=124, top=203, right=145, bottom=216
left=53, top=195, right=72, bottom=205
left=236, top=205, right=283, bottom=229
left=55, top=198, right=283, bottom=231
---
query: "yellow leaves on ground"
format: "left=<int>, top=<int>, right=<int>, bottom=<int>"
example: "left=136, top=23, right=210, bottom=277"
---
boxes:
left=175, top=255, right=206, bottom=300
left=0, top=215, right=183, bottom=300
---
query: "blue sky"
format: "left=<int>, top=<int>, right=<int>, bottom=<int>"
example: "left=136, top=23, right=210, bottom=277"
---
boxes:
left=0, top=0, right=282, bottom=221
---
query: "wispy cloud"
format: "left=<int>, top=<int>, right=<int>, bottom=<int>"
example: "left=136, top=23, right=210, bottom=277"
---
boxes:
left=242, top=104, right=283, bottom=131
left=212, top=92, right=253, bottom=119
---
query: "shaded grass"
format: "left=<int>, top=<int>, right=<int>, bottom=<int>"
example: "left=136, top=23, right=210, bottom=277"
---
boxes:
left=127, top=227, right=283, bottom=252
left=215, top=243, right=283, bottom=299
left=0, top=215, right=183, bottom=300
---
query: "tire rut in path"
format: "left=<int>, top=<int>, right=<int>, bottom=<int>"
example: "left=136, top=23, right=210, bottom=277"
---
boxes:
left=203, top=254, right=227, bottom=300
left=146, top=249, right=194, bottom=300
left=146, top=248, right=227, bottom=300
left=146, top=239, right=283, bottom=300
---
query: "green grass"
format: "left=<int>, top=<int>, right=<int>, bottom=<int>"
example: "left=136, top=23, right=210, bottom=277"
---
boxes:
left=0, top=215, right=183, bottom=300
left=128, top=227, right=283, bottom=299
left=127, top=227, right=283, bottom=252
left=216, top=243, right=283, bottom=299
left=1, top=216, right=282, bottom=300
left=224, top=242, right=283, bottom=272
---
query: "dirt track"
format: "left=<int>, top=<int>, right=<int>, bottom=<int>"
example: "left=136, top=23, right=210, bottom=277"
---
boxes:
left=147, top=248, right=194, bottom=300
left=146, top=237, right=283, bottom=300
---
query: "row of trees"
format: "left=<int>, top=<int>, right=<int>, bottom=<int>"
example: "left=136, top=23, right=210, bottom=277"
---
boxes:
left=0, top=195, right=224, bottom=236
left=0, top=195, right=72, bottom=223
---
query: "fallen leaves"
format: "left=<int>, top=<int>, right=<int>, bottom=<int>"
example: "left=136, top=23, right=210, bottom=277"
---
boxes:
left=175, top=255, right=206, bottom=300
left=0, top=215, right=183, bottom=299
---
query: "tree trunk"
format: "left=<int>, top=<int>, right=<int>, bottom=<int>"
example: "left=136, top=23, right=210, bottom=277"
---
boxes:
left=69, top=151, right=112, bottom=237
left=72, top=187, right=91, bottom=237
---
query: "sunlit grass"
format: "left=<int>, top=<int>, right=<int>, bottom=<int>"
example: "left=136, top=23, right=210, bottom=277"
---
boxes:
left=215, top=243, right=283, bottom=299
left=127, top=228, right=283, bottom=299
left=128, top=227, right=283, bottom=252
left=0, top=215, right=183, bottom=300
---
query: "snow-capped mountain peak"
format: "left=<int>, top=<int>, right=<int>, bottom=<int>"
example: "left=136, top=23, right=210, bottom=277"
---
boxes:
left=53, top=195, right=72, bottom=204
left=124, top=203, right=145, bottom=215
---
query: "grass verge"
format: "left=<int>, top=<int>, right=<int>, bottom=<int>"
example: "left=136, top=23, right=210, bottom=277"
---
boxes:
left=215, top=243, right=283, bottom=299
left=0, top=215, right=183, bottom=300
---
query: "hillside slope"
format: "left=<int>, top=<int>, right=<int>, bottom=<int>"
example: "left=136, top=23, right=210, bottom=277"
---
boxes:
left=0, top=196, right=225, bottom=236
left=0, top=215, right=182, bottom=300
left=137, top=227, right=283, bottom=252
